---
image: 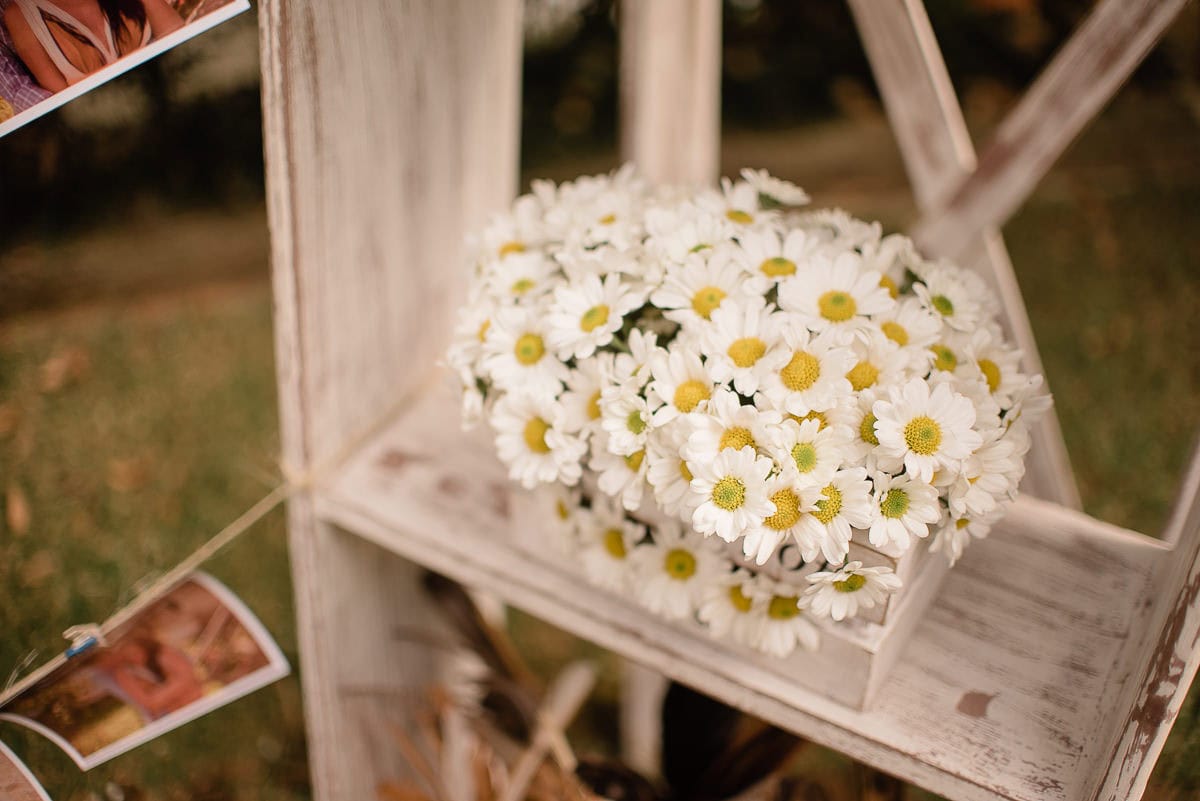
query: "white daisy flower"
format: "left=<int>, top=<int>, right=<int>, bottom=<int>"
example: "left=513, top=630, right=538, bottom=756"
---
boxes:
left=578, top=500, right=645, bottom=592
left=947, top=429, right=1020, bottom=519
left=768, top=417, right=853, bottom=490
left=646, top=348, right=717, bottom=425
left=486, top=250, right=559, bottom=305
left=683, top=389, right=782, bottom=464
left=695, top=177, right=775, bottom=228
left=537, top=484, right=581, bottom=555
left=690, top=445, right=776, bottom=542
left=756, top=327, right=855, bottom=418
left=867, top=472, right=942, bottom=550
left=612, top=329, right=661, bottom=387
left=913, top=264, right=992, bottom=332
left=740, top=168, right=811, bottom=207
left=754, top=577, right=822, bottom=656
left=590, top=433, right=649, bottom=512
left=649, top=249, right=747, bottom=328
left=803, top=561, right=903, bottom=622
left=930, top=505, right=1005, bottom=566
left=600, top=382, right=654, bottom=456
left=491, top=392, right=587, bottom=489
left=956, top=327, right=1025, bottom=408
left=858, top=233, right=916, bottom=300
left=701, top=295, right=786, bottom=395
left=559, top=353, right=612, bottom=435
left=631, top=520, right=721, bottom=620
left=731, top=227, right=821, bottom=294
left=741, top=473, right=817, bottom=565
left=793, top=208, right=881, bottom=252
left=481, top=306, right=571, bottom=395
left=546, top=273, right=647, bottom=360
left=791, top=467, right=874, bottom=565
left=477, top=193, right=550, bottom=260
left=873, top=378, right=983, bottom=483
left=843, top=330, right=910, bottom=394
left=698, top=568, right=767, bottom=646
left=778, top=251, right=895, bottom=339
left=644, top=206, right=733, bottom=264
left=646, top=418, right=704, bottom=520
left=874, top=296, right=942, bottom=352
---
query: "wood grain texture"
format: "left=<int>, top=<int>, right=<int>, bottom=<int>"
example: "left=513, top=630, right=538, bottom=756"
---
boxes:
left=258, top=1, right=522, bottom=798
left=619, top=0, right=721, bottom=186
left=846, top=0, right=1080, bottom=511
left=311, top=381, right=1175, bottom=801
left=910, top=0, right=1190, bottom=261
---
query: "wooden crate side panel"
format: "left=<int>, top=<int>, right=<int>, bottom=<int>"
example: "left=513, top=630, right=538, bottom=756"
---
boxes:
left=847, top=0, right=1079, bottom=510
left=260, top=0, right=521, bottom=466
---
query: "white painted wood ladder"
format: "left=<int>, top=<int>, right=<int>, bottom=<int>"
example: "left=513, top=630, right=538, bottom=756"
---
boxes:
left=256, top=1, right=1200, bottom=799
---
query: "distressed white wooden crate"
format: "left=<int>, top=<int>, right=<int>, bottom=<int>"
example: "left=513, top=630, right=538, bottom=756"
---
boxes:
left=257, top=1, right=1200, bottom=800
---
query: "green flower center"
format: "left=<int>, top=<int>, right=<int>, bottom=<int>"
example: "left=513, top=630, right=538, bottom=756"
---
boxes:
left=691, top=286, right=727, bottom=319
left=813, top=484, right=842, bottom=524
left=761, top=257, right=797, bottom=277
left=626, top=410, right=646, bottom=435
left=712, top=477, right=746, bottom=511
left=624, top=450, right=645, bottom=472
left=833, top=574, right=866, bottom=593
left=514, top=333, right=545, bottom=366
left=580, top=304, right=610, bottom=332
left=859, top=413, right=879, bottom=445
left=511, top=277, right=536, bottom=294
left=768, top=595, right=800, bottom=619
left=791, top=442, right=818, bottom=473
left=726, top=209, right=754, bottom=224
left=664, top=548, right=697, bottom=580
left=881, top=321, right=908, bottom=345
left=880, top=488, right=909, bottom=519
left=818, top=290, right=857, bottom=322
left=930, top=344, right=957, bottom=372
left=932, top=294, right=954, bottom=316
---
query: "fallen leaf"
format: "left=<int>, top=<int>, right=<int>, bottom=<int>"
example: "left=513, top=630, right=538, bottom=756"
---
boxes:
left=107, top=457, right=151, bottom=493
left=5, top=484, right=30, bottom=536
left=38, top=346, right=91, bottom=394
left=21, top=550, right=56, bottom=588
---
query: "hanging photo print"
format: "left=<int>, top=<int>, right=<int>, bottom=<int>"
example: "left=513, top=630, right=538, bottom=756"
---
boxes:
left=0, top=0, right=249, bottom=137
left=0, top=741, right=51, bottom=801
left=0, top=573, right=289, bottom=771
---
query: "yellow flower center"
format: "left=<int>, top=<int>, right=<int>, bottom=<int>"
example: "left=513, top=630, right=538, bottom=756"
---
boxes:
left=691, top=286, right=727, bottom=319
left=624, top=449, right=646, bottom=472
left=791, top=442, right=818, bottom=472
left=673, top=380, right=710, bottom=412
left=768, top=595, right=800, bottom=619
left=880, top=488, right=909, bottom=519
left=498, top=241, right=525, bottom=257
left=881, top=321, right=908, bottom=345
left=859, top=413, right=879, bottom=445
left=764, top=489, right=802, bottom=530
left=761, top=257, right=796, bottom=277
left=580, top=304, right=610, bottom=332
left=930, top=343, right=957, bottom=372
left=728, top=337, right=767, bottom=368
left=780, top=351, right=821, bottom=392
left=818, top=290, right=857, bottom=322
left=879, top=275, right=898, bottom=298
left=903, top=415, right=943, bottom=455
left=726, top=209, right=754, bottom=224
left=664, top=548, right=697, bottom=580
left=511, top=277, right=535, bottom=294
left=587, top=390, right=602, bottom=420
left=476, top=319, right=491, bottom=343
left=833, top=574, right=866, bottom=593
left=979, top=358, right=1001, bottom=393
left=598, top=213, right=616, bottom=225
left=718, top=426, right=756, bottom=452
left=523, top=417, right=551, bottom=454
left=931, top=294, right=954, bottom=316
left=813, top=484, right=843, bottom=524
left=679, top=460, right=694, bottom=482
left=792, top=410, right=828, bottom=430
left=603, top=528, right=627, bottom=558
left=729, top=584, right=754, bottom=612
left=556, top=500, right=570, bottom=520
left=514, top=333, right=545, bottom=365
left=712, top=477, right=747, bottom=511
left=626, top=410, right=646, bottom=434
left=846, top=361, right=880, bottom=391
left=956, top=517, right=970, bottom=530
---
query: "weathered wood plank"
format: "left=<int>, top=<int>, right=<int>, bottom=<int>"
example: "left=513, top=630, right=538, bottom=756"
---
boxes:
left=619, top=0, right=721, bottom=186
left=846, top=0, right=1080, bottom=511
left=312, top=381, right=1170, bottom=801
left=258, top=1, right=523, bottom=798
left=911, top=0, right=1190, bottom=261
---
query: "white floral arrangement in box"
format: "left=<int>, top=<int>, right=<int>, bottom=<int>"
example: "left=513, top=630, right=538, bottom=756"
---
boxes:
left=447, top=166, right=1050, bottom=658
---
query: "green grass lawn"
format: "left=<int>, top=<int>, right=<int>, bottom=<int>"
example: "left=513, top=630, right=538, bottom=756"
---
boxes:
left=1, top=87, right=1198, bottom=799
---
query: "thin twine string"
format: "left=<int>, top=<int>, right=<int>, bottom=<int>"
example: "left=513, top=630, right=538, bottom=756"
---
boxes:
left=0, top=378, right=437, bottom=709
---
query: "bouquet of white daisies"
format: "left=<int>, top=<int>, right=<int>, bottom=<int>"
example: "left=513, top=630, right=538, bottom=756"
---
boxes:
left=447, top=166, right=1050, bottom=657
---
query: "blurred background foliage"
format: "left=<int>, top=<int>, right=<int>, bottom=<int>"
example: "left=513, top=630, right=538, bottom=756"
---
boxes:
left=1, top=0, right=1198, bottom=799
